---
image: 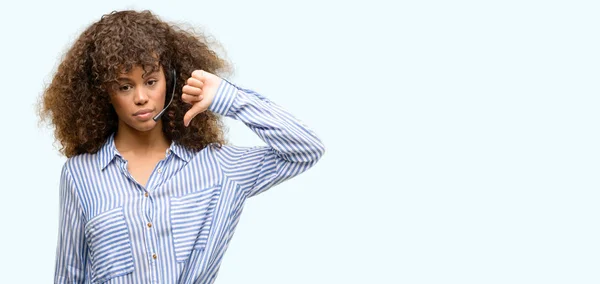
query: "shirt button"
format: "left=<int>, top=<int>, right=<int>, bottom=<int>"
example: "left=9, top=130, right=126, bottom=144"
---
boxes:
left=157, top=167, right=163, bottom=173
left=147, top=222, right=152, bottom=228
left=144, top=192, right=149, bottom=197
left=152, top=254, right=158, bottom=259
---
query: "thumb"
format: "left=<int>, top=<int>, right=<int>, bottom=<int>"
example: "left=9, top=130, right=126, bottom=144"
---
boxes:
left=183, top=103, right=205, bottom=127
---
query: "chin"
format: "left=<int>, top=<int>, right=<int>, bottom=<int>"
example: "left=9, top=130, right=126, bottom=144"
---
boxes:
left=124, top=119, right=160, bottom=132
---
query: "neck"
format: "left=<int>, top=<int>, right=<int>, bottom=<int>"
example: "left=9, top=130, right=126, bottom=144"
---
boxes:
left=114, top=120, right=171, bottom=156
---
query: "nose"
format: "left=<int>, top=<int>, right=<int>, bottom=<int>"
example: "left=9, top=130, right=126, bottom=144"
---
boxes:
left=133, top=86, right=149, bottom=105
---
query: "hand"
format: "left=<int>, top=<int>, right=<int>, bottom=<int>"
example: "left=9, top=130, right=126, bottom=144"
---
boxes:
left=181, top=70, right=222, bottom=127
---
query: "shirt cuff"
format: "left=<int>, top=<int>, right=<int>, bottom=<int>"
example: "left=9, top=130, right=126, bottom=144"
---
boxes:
left=208, top=78, right=238, bottom=117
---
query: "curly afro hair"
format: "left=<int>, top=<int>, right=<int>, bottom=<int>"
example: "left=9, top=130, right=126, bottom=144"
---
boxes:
left=39, top=9, right=232, bottom=157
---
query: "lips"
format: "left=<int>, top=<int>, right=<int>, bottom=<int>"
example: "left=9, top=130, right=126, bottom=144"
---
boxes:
left=133, top=109, right=153, bottom=116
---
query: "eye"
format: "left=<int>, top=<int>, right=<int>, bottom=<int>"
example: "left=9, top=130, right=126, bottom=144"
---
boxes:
left=147, top=79, right=158, bottom=86
left=119, top=85, right=132, bottom=92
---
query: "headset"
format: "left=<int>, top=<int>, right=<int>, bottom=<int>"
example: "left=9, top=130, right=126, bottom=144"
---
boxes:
left=152, top=68, right=177, bottom=122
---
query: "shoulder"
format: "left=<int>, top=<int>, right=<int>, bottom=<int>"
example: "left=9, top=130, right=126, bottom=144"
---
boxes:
left=61, top=152, right=101, bottom=179
left=206, top=143, right=271, bottom=168
left=207, top=143, right=263, bottom=158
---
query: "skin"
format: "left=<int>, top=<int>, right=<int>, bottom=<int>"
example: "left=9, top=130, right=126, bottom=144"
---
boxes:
left=108, top=66, right=222, bottom=187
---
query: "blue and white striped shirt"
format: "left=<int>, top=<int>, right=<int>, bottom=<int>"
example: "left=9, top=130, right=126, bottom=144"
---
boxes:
left=54, top=79, right=325, bottom=283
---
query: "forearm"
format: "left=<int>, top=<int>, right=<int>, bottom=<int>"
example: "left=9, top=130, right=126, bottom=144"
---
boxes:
left=209, top=79, right=325, bottom=162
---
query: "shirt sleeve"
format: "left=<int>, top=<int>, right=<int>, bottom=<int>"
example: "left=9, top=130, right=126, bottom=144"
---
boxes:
left=209, top=79, right=325, bottom=198
left=54, top=161, right=88, bottom=283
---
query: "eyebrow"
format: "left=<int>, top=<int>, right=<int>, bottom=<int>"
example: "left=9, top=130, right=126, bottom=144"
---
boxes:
left=117, top=70, right=160, bottom=81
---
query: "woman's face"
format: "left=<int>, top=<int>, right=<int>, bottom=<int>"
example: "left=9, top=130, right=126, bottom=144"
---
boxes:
left=108, top=65, right=167, bottom=132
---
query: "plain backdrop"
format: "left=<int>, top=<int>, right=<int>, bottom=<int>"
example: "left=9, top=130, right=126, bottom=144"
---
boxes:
left=0, top=0, right=598, bottom=283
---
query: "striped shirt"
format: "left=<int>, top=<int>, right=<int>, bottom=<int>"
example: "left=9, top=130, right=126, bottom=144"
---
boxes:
left=54, top=79, right=325, bottom=283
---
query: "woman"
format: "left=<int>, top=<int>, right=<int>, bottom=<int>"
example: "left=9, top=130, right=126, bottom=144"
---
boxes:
left=39, top=9, right=325, bottom=283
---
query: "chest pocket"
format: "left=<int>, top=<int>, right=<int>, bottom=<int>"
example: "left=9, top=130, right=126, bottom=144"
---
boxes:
left=84, top=206, right=135, bottom=283
left=170, top=185, right=221, bottom=262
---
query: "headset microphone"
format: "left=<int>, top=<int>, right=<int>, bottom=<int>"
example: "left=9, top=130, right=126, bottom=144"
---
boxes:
left=153, top=69, right=177, bottom=122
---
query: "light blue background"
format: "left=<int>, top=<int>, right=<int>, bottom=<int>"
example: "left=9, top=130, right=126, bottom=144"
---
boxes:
left=0, top=0, right=598, bottom=283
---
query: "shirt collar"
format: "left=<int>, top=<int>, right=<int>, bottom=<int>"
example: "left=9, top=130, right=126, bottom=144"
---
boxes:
left=168, top=140, right=193, bottom=163
left=97, top=132, right=193, bottom=170
left=97, top=133, right=118, bottom=170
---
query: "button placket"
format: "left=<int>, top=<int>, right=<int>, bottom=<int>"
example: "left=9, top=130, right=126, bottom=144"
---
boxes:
left=141, top=181, right=158, bottom=268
